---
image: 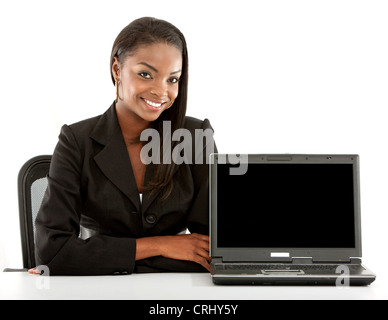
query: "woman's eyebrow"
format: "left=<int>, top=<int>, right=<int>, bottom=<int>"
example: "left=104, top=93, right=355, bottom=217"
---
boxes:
left=138, top=62, right=158, bottom=73
left=137, top=62, right=181, bottom=75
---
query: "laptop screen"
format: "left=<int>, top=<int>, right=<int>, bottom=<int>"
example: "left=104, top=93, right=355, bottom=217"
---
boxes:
left=216, top=163, right=356, bottom=248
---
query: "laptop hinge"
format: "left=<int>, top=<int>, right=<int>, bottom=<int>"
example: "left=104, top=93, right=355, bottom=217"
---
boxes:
left=292, top=257, right=313, bottom=264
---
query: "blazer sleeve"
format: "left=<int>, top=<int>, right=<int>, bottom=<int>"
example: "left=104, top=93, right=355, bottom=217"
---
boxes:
left=34, top=125, right=137, bottom=275
left=187, top=118, right=217, bottom=235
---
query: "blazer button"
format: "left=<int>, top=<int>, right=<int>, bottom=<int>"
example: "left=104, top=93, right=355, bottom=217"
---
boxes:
left=145, top=214, right=157, bottom=224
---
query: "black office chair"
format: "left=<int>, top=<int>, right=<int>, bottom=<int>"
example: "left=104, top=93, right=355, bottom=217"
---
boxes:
left=3, top=155, right=52, bottom=272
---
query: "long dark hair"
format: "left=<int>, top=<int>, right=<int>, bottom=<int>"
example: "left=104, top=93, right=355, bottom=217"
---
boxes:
left=110, top=17, right=189, bottom=200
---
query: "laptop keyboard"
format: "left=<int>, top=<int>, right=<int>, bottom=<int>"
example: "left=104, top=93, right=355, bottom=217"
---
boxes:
left=216, top=263, right=365, bottom=275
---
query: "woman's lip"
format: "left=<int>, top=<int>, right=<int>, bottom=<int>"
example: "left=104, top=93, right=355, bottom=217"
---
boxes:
left=141, top=98, right=166, bottom=111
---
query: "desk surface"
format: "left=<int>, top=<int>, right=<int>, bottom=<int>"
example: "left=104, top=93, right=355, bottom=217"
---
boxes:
left=1, top=271, right=387, bottom=300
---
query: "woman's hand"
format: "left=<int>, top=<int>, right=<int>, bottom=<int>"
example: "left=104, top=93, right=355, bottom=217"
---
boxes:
left=160, top=233, right=211, bottom=272
left=28, top=267, right=40, bottom=274
left=136, top=233, right=211, bottom=272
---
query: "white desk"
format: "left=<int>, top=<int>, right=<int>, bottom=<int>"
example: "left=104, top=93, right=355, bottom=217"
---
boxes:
left=0, top=271, right=385, bottom=300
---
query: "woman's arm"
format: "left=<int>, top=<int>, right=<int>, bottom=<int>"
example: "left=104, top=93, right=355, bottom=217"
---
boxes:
left=29, top=233, right=210, bottom=274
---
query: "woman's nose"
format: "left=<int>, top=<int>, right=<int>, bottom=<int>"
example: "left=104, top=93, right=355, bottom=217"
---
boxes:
left=150, top=80, right=168, bottom=98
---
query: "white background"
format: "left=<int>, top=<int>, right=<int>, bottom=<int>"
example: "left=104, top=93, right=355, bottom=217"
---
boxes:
left=0, top=0, right=387, bottom=299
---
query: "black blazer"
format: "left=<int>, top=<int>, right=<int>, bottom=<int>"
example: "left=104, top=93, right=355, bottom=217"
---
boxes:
left=35, top=102, right=217, bottom=275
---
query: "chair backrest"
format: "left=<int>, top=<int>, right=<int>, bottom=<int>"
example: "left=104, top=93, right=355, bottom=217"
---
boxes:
left=18, top=155, right=52, bottom=269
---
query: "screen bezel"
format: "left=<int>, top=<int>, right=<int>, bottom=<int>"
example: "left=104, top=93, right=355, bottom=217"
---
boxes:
left=209, top=154, right=362, bottom=262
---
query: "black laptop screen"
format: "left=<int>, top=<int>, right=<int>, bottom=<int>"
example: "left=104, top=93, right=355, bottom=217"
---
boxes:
left=216, top=163, right=356, bottom=248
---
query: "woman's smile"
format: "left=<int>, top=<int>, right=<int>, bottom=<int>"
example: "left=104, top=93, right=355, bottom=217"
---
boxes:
left=141, top=97, right=168, bottom=111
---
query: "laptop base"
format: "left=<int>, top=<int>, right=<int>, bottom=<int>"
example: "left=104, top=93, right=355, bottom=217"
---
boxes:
left=212, top=275, right=375, bottom=286
left=211, top=262, right=376, bottom=286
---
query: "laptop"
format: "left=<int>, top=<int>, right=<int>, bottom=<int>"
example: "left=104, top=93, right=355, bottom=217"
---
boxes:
left=209, top=154, right=376, bottom=286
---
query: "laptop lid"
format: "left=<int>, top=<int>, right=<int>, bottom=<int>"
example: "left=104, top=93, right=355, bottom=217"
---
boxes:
left=210, top=154, right=362, bottom=263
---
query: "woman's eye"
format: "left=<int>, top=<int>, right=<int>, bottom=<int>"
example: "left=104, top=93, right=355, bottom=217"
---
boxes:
left=138, top=72, right=152, bottom=79
left=168, top=77, right=180, bottom=84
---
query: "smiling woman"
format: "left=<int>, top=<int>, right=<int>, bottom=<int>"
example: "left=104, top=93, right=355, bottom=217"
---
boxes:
left=31, top=17, right=217, bottom=276
left=114, top=44, right=182, bottom=120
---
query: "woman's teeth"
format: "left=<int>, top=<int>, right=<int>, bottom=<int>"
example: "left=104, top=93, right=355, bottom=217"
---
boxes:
left=144, top=98, right=163, bottom=108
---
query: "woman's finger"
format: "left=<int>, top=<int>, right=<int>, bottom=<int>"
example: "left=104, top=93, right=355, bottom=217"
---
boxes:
left=195, top=256, right=211, bottom=272
left=196, top=248, right=211, bottom=262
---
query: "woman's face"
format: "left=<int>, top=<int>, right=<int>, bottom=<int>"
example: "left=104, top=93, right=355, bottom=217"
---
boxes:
left=113, top=42, right=183, bottom=123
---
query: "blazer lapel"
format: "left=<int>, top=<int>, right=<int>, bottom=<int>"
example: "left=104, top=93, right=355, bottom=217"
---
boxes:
left=90, top=103, right=141, bottom=211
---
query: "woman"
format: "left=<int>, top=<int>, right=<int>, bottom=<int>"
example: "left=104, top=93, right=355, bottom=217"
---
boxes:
left=30, top=17, right=216, bottom=275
